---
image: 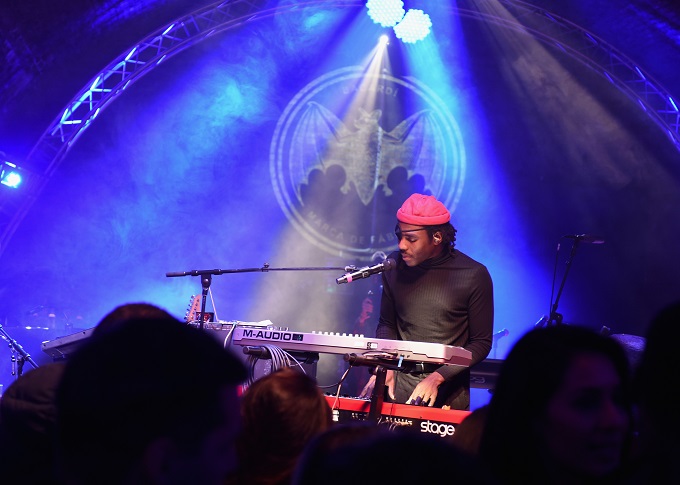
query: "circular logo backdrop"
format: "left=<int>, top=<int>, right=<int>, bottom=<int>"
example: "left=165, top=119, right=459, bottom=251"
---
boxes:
left=270, top=66, right=465, bottom=261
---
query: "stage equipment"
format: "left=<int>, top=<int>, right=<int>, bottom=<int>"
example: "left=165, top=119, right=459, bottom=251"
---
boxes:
left=535, top=233, right=605, bottom=328
left=166, top=262, right=353, bottom=330
left=366, top=0, right=405, bottom=27
left=393, top=8, right=432, bottom=43
left=336, top=258, right=396, bottom=284
left=1, top=161, right=22, bottom=188
left=0, top=320, right=39, bottom=377
left=232, top=327, right=471, bottom=367
left=41, top=327, right=94, bottom=360
left=324, top=394, right=470, bottom=435
left=233, top=326, right=471, bottom=421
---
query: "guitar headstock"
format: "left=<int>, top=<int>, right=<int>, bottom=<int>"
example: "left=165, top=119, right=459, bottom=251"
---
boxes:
left=185, top=295, right=202, bottom=322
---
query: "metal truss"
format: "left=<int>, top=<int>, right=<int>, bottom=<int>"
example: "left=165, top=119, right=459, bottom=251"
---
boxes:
left=453, top=0, right=679, bottom=149
left=0, top=0, right=362, bottom=255
left=1, top=0, right=678, bottom=256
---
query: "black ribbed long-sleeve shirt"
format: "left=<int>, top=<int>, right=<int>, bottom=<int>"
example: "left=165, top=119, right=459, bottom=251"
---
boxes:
left=376, top=248, right=494, bottom=406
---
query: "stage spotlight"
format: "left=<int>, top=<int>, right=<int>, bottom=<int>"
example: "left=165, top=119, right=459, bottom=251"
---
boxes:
left=393, top=9, right=432, bottom=44
left=366, top=0, right=405, bottom=28
left=1, top=161, right=22, bottom=189
left=379, top=34, right=390, bottom=46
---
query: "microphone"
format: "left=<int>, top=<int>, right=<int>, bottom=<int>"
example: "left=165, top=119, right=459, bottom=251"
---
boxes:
left=563, top=234, right=605, bottom=244
left=493, top=328, right=509, bottom=340
left=336, top=258, right=396, bottom=284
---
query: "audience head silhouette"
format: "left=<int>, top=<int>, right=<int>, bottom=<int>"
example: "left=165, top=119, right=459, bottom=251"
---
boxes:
left=479, top=324, right=633, bottom=484
left=294, top=426, right=495, bottom=485
left=292, top=421, right=385, bottom=485
left=55, top=312, right=246, bottom=485
left=0, top=362, right=66, bottom=483
left=629, top=301, right=680, bottom=483
left=449, top=403, right=489, bottom=456
left=227, top=366, right=332, bottom=485
left=92, top=302, right=175, bottom=336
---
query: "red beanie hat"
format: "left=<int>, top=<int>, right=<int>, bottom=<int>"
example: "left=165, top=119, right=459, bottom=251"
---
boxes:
left=397, top=194, right=451, bottom=225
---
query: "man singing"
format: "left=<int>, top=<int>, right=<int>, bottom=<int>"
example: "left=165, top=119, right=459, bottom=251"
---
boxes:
left=360, top=193, right=494, bottom=410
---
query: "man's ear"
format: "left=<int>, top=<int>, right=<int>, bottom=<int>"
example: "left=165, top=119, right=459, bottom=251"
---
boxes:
left=433, top=232, right=442, bottom=244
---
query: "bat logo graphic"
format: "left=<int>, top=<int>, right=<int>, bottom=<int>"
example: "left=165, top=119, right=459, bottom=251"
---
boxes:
left=270, top=66, right=465, bottom=260
left=291, top=102, right=444, bottom=206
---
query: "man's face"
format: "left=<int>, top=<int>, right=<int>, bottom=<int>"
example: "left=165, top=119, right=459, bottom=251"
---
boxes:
left=395, top=222, right=442, bottom=267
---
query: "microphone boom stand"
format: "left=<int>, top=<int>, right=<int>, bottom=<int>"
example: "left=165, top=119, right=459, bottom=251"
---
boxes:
left=537, top=238, right=582, bottom=327
left=166, top=263, right=353, bottom=329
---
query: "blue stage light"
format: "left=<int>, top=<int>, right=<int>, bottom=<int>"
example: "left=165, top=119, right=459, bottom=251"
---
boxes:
left=366, top=0, right=405, bottom=28
left=1, top=161, right=22, bottom=189
left=393, top=9, right=432, bottom=44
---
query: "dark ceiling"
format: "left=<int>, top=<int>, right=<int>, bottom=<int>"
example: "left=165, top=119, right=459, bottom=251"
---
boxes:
left=2, top=0, right=680, bottom=160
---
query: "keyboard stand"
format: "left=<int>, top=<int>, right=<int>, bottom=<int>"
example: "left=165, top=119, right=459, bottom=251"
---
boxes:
left=369, top=365, right=386, bottom=421
left=344, top=353, right=425, bottom=421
